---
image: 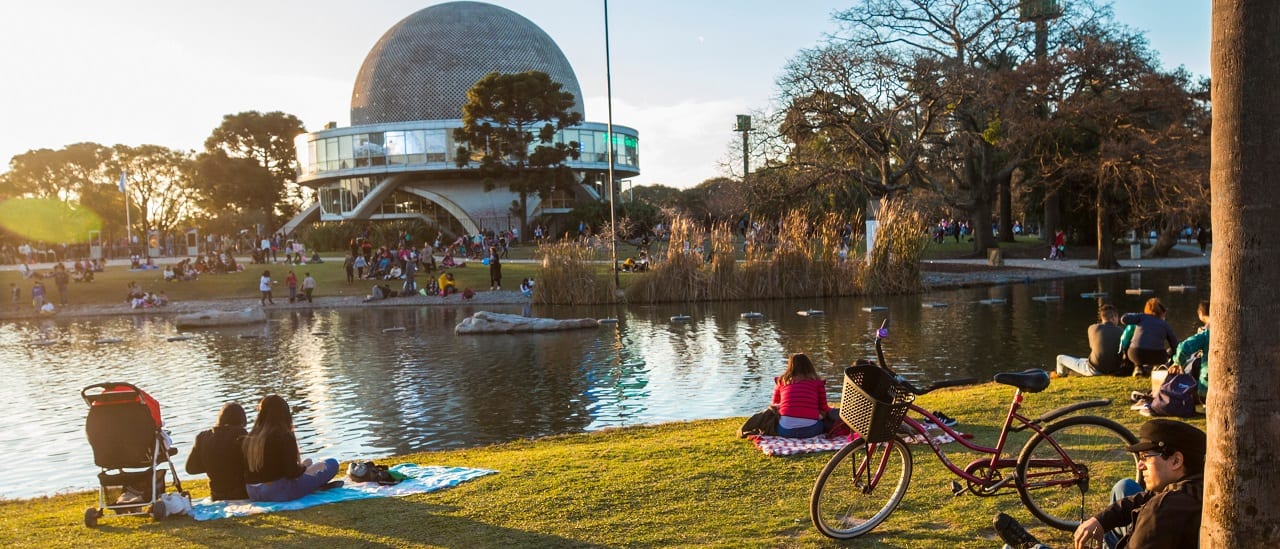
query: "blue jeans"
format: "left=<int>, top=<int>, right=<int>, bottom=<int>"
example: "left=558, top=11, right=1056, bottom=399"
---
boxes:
left=1103, top=478, right=1143, bottom=547
left=777, top=420, right=825, bottom=438
left=246, top=458, right=339, bottom=502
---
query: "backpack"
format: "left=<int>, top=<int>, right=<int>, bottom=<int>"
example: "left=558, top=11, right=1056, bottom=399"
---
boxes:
left=347, top=461, right=400, bottom=485
left=738, top=406, right=780, bottom=438
left=1149, top=366, right=1198, bottom=418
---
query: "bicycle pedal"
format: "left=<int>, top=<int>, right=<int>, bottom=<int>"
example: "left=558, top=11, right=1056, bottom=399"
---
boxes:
left=949, top=480, right=965, bottom=496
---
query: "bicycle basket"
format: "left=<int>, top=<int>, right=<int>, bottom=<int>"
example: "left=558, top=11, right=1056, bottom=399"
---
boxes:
left=839, top=364, right=916, bottom=443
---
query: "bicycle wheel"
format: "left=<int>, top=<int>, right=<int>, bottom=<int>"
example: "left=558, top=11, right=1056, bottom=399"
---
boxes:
left=810, top=437, right=913, bottom=539
left=1016, top=415, right=1138, bottom=531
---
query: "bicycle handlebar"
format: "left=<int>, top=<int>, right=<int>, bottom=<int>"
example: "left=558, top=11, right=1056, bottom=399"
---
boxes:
left=871, top=318, right=979, bottom=395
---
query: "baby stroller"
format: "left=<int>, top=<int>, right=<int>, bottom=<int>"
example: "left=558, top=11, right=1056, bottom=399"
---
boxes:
left=81, top=382, right=187, bottom=527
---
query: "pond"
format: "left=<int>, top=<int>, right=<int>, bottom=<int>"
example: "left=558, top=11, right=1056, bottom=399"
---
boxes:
left=0, top=267, right=1209, bottom=499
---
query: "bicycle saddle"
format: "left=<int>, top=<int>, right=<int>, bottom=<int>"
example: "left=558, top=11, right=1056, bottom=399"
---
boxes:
left=993, top=369, right=1051, bottom=393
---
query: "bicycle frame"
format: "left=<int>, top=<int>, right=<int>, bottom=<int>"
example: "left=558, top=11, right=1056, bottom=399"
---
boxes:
left=890, top=389, right=1075, bottom=491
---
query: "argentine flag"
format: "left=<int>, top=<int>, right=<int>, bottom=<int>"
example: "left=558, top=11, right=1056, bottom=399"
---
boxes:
left=118, top=170, right=127, bottom=193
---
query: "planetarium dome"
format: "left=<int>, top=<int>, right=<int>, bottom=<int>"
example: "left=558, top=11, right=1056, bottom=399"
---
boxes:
left=350, top=1, right=586, bottom=125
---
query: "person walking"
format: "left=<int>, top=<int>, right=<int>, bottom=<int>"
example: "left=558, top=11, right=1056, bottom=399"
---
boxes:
left=259, top=270, right=274, bottom=305
left=488, top=246, right=502, bottom=290
left=301, top=273, right=316, bottom=303
left=343, top=252, right=355, bottom=285
left=354, top=254, right=368, bottom=279
left=285, top=270, right=298, bottom=303
left=53, top=262, right=70, bottom=306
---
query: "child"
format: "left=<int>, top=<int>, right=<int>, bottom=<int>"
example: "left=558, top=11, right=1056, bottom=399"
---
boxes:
left=10, top=283, right=18, bottom=309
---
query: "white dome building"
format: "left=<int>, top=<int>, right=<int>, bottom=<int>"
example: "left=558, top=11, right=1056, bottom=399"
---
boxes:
left=285, top=1, right=639, bottom=236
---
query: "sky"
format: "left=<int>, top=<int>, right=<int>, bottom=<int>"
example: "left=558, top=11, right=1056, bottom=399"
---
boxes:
left=0, top=1, right=1210, bottom=190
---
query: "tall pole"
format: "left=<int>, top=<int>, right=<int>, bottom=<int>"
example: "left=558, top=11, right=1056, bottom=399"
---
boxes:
left=121, top=170, right=132, bottom=255
left=604, top=0, right=619, bottom=289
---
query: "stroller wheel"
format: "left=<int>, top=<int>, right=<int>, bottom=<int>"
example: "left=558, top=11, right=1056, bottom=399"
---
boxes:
left=84, top=507, right=101, bottom=528
left=150, top=499, right=167, bottom=521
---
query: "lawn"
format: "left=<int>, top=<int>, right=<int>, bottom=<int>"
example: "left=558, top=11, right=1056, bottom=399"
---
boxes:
left=0, top=375, right=1194, bottom=548
left=0, top=257, right=541, bottom=308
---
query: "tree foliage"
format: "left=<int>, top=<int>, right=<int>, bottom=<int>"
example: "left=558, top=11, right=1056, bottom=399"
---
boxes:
left=110, top=144, right=196, bottom=236
left=1030, top=26, right=1210, bottom=266
left=454, top=71, right=584, bottom=237
left=191, top=149, right=279, bottom=231
left=202, top=110, right=306, bottom=226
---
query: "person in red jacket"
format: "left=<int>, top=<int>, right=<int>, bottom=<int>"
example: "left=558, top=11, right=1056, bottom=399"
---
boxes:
left=770, top=353, right=835, bottom=438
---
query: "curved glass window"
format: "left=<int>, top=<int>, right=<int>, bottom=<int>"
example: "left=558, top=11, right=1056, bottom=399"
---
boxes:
left=297, top=123, right=638, bottom=178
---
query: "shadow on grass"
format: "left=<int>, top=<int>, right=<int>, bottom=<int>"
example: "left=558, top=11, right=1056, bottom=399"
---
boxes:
left=87, top=498, right=606, bottom=549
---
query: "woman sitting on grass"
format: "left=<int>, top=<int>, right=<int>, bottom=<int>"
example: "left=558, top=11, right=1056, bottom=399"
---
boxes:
left=242, top=395, right=339, bottom=502
left=186, top=402, right=248, bottom=501
left=771, top=353, right=836, bottom=438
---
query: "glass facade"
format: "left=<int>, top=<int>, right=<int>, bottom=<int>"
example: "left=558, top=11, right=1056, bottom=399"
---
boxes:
left=296, top=122, right=638, bottom=180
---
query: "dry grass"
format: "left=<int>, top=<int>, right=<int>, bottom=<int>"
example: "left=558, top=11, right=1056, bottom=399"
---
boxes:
left=859, top=198, right=929, bottom=295
left=628, top=208, right=882, bottom=304
left=530, top=200, right=929, bottom=305
left=530, top=239, right=614, bottom=305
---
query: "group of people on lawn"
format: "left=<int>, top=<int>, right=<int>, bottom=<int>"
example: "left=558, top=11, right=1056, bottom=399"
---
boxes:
left=1056, top=297, right=1210, bottom=400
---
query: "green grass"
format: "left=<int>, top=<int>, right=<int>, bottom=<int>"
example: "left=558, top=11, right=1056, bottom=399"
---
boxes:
left=0, top=375, right=1198, bottom=548
left=0, top=258, right=540, bottom=308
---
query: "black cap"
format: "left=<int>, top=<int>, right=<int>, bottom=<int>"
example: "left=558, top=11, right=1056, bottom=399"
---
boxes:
left=1125, top=419, right=1207, bottom=462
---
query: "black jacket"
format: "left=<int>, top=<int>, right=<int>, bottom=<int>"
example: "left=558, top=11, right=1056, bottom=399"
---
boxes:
left=1094, top=474, right=1203, bottom=549
left=185, top=426, right=249, bottom=500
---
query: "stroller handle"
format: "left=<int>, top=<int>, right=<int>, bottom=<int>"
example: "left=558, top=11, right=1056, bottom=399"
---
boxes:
left=81, top=382, right=145, bottom=406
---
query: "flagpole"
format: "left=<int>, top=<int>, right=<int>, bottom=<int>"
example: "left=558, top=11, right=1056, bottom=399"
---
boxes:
left=604, top=0, right=619, bottom=290
left=121, top=171, right=132, bottom=255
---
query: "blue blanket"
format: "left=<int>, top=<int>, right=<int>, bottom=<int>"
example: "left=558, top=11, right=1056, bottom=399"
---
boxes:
left=190, top=464, right=496, bottom=521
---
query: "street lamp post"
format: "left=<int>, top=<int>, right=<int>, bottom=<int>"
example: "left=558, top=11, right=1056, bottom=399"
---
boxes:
left=604, top=0, right=619, bottom=289
left=735, top=115, right=751, bottom=178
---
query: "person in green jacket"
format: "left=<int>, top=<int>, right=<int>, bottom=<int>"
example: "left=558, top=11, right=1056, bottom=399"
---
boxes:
left=1173, top=300, right=1210, bottom=398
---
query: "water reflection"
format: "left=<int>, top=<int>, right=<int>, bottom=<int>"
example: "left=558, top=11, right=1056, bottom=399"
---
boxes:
left=0, top=267, right=1210, bottom=498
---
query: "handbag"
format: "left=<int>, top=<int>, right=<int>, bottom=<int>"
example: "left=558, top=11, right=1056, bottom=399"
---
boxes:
left=1149, top=366, right=1198, bottom=418
left=738, top=406, right=780, bottom=438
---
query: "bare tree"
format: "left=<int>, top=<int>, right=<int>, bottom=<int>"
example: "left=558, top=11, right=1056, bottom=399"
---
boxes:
left=1202, top=1, right=1280, bottom=546
left=1030, top=29, right=1209, bottom=267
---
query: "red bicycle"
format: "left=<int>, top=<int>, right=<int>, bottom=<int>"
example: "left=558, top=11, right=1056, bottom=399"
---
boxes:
left=810, top=322, right=1138, bottom=539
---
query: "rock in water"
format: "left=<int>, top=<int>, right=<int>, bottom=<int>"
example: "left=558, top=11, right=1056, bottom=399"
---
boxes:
left=455, top=311, right=599, bottom=334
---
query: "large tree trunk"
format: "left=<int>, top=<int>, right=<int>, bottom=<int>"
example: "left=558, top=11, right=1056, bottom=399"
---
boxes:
left=999, top=171, right=1015, bottom=242
left=970, top=197, right=996, bottom=255
left=1043, top=190, right=1060, bottom=242
left=1095, top=186, right=1120, bottom=269
left=1204, top=2, right=1280, bottom=546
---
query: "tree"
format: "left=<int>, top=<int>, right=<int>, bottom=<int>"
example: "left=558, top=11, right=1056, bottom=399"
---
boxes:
left=191, top=150, right=280, bottom=232
left=1031, top=28, right=1209, bottom=267
left=454, top=71, right=584, bottom=238
left=2, top=143, right=111, bottom=203
left=776, top=46, right=948, bottom=199
left=1203, top=1, right=1280, bottom=546
left=203, top=111, right=306, bottom=226
left=111, top=145, right=197, bottom=238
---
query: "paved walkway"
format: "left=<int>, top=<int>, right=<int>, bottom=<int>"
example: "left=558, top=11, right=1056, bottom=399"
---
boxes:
left=922, top=244, right=1211, bottom=289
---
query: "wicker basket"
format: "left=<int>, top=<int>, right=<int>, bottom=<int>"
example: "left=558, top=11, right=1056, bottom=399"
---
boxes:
left=839, top=364, right=916, bottom=443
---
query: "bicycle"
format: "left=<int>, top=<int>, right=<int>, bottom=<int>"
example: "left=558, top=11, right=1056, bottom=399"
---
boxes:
left=810, top=322, right=1138, bottom=539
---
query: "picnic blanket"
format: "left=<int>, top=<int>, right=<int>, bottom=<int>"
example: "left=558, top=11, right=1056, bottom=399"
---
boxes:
left=748, top=430, right=969, bottom=457
left=190, top=464, right=496, bottom=521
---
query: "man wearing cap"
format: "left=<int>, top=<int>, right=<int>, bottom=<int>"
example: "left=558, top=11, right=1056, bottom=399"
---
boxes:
left=1074, top=418, right=1206, bottom=548
left=995, top=418, right=1205, bottom=549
